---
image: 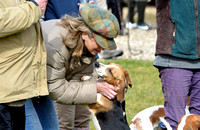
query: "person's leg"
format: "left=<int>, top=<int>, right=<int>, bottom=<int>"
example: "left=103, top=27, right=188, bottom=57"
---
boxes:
left=33, top=96, right=59, bottom=130
left=0, top=104, right=12, bottom=130
left=8, top=105, right=25, bottom=130
left=126, top=0, right=137, bottom=29
left=25, top=99, right=43, bottom=130
left=136, top=1, right=152, bottom=30
left=74, top=105, right=91, bottom=130
left=109, top=0, right=122, bottom=30
left=120, top=0, right=123, bottom=17
left=54, top=103, right=75, bottom=130
left=136, top=1, right=147, bottom=25
left=106, top=0, right=111, bottom=10
left=189, top=69, right=200, bottom=115
left=128, top=0, right=135, bottom=23
left=159, top=68, right=192, bottom=130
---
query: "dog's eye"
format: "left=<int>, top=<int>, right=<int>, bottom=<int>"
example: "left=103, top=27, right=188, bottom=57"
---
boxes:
left=108, top=68, right=112, bottom=75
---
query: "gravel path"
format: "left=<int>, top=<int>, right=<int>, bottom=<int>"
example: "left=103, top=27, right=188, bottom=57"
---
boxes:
left=99, top=6, right=157, bottom=61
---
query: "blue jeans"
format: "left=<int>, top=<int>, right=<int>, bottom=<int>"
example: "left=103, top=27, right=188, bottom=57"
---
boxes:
left=25, top=96, right=59, bottom=130
left=159, top=68, right=200, bottom=130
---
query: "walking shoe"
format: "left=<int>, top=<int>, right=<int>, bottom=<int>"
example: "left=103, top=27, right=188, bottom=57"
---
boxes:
left=125, top=22, right=137, bottom=29
left=102, top=50, right=123, bottom=59
left=137, top=23, right=152, bottom=30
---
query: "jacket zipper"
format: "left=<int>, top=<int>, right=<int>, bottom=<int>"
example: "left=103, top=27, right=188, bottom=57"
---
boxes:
left=173, top=23, right=176, bottom=44
left=194, top=0, right=200, bottom=57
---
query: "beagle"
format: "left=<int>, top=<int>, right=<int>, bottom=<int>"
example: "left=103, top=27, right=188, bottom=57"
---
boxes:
left=83, top=62, right=132, bottom=130
left=177, top=114, right=200, bottom=130
left=129, top=97, right=190, bottom=130
left=129, top=105, right=170, bottom=130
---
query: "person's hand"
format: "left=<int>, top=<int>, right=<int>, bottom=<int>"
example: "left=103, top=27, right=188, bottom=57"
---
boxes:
left=35, top=0, right=48, bottom=15
left=96, top=80, right=117, bottom=100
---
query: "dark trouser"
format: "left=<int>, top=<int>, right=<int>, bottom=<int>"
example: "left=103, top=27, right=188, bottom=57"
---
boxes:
left=159, top=68, right=200, bottom=130
left=107, top=0, right=122, bottom=30
left=128, top=0, right=147, bottom=24
left=0, top=104, right=25, bottom=130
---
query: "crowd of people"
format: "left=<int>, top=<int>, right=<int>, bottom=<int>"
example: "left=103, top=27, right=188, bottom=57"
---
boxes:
left=1, top=0, right=200, bottom=130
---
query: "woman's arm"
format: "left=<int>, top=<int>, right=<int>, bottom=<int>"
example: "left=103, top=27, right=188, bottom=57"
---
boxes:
left=46, top=43, right=97, bottom=105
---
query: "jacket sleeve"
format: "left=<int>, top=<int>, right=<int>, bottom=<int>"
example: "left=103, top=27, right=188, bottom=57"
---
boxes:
left=46, top=43, right=97, bottom=105
left=0, top=2, right=42, bottom=38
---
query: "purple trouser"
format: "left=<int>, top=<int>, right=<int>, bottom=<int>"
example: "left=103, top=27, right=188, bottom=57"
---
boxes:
left=159, top=68, right=200, bottom=130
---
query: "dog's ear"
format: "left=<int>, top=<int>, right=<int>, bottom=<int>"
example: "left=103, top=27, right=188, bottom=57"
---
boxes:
left=114, top=79, right=125, bottom=102
left=124, top=69, right=132, bottom=88
left=114, top=80, right=120, bottom=92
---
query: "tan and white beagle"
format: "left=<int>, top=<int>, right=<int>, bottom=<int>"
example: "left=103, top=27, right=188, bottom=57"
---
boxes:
left=129, top=97, right=190, bottom=130
left=83, top=62, right=132, bottom=130
left=129, top=105, right=170, bottom=130
left=177, top=114, right=200, bottom=130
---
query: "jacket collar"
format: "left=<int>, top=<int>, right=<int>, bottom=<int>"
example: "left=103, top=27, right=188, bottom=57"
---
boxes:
left=69, top=46, right=95, bottom=70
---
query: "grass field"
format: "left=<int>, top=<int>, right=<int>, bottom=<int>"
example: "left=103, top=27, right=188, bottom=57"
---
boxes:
left=90, top=59, right=164, bottom=129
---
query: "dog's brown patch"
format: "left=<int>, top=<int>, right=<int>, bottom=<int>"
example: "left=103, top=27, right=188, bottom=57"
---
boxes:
left=149, top=108, right=165, bottom=125
left=178, top=114, right=200, bottom=130
left=130, top=118, right=142, bottom=130
left=88, top=95, right=114, bottom=115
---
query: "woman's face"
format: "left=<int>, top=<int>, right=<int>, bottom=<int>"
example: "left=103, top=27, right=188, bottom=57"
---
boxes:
left=82, top=33, right=104, bottom=55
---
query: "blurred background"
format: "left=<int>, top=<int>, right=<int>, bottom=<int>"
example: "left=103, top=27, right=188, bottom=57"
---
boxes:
left=99, top=0, right=157, bottom=61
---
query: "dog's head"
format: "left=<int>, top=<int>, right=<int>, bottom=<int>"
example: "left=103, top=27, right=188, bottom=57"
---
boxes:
left=95, top=62, right=132, bottom=102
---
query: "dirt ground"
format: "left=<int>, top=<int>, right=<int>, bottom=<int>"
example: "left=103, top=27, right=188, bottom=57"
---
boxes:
left=99, top=5, right=157, bottom=61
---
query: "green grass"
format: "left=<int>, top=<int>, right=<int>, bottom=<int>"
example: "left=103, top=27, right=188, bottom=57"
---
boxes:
left=90, top=59, right=164, bottom=129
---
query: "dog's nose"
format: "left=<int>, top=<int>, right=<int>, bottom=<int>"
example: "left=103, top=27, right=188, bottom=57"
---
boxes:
left=95, top=62, right=100, bottom=68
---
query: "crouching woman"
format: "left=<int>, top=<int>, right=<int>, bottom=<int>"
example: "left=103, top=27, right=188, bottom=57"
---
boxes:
left=41, top=3, right=120, bottom=130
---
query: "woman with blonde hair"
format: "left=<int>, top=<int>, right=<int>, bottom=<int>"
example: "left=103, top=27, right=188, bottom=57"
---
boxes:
left=41, top=3, right=120, bottom=130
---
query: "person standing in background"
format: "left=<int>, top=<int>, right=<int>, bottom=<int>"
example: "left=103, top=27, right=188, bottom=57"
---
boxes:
left=154, top=0, right=200, bottom=129
left=126, top=0, right=151, bottom=30
left=0, top=0, right=49, bottom=129
left=107, top=0, right=124, bottom=35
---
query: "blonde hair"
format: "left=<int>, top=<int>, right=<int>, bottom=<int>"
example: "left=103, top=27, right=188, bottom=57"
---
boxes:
left=58, top=14, right=93, bottom=57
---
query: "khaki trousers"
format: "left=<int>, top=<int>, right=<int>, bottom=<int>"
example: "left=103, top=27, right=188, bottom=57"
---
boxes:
left=55, top=103, right=91, bottom=130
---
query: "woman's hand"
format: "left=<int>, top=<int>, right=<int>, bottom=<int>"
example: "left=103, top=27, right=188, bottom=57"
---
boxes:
left=96, top=80, right=117, bottom=100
